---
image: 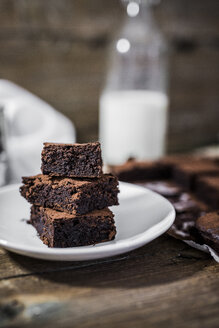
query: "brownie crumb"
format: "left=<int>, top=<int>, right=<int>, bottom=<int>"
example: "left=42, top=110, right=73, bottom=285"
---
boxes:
left=41, top=142, right=103, bottom=178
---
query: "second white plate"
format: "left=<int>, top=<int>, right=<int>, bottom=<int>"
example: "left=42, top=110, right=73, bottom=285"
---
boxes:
left=0, top=182, right=175, bottom=261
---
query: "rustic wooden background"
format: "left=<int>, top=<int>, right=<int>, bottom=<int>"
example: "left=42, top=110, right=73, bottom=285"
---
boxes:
left=0, top=0, right=219, bottom=152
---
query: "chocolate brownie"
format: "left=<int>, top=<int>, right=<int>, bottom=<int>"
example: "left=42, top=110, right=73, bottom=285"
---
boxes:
left=109, top=155, right=199, bottom=182
left=195, top=212, right=219, bottom=252
left=173, top=160, right=219, bottom=190
left=30, top=206, right=116, bottom=247
left=109, top=159, right=170, bottom=182
left=157, top=154, right=197, bottom=177
left=196, top=176, right=219, bottom=209
left=41, top=142, right=103, bottom=178
left=20, top=174, right=119, bottom=215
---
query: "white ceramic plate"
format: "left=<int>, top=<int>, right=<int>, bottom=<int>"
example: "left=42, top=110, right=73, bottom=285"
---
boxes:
left=0, top=182, right=175, bottom=261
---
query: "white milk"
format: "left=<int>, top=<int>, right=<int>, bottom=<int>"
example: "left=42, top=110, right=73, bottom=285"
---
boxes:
left=99, top=90, right=168, bottom=165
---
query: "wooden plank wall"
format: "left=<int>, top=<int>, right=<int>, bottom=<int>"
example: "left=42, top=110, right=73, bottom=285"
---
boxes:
left=0, top=0, right=218, bottom=152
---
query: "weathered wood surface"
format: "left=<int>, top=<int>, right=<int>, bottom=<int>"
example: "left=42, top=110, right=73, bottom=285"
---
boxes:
left=0, top=234, right=219, bottom=328
left=0, top=0, right=219, bottom=151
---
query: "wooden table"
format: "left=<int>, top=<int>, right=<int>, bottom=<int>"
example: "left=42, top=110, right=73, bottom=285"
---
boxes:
left=1, top=234, right=218, bottom=328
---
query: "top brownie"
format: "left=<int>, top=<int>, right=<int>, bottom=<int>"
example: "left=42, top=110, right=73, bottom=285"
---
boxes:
left=41, top=142, right=103, bottom=178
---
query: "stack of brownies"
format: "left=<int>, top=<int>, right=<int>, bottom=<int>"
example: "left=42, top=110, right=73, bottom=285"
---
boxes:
left=20, top=142, right=119, bottom=247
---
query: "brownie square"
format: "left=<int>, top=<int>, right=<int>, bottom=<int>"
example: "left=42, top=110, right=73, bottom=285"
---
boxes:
left=20, top=173, right=119, bottom=215
left=173, top=160, right=219, bottom=190
left=41, top=142, right=103, bottom=178
left=196, top=176, right=219, bottom=209
left=195, top=212, right=219, bottom=253
left=157, top=155, right=197, bottom=178
left=30, top=206, right=116, bottom=248
left=109, top=155, right=199, bottom=183
left=109, top=159, right=170, bottom=182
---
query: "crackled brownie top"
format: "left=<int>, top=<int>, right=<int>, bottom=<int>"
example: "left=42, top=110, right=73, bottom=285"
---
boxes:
left=22, top=173, right=116, bottom=189
left=42, top=207, right=113, bottom=222
left=41, top=141, right=103, bottom=178
left=23, top=174, right=89, bottom=188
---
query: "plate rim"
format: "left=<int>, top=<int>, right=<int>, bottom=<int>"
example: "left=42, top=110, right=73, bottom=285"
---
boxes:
left=0, top=182, right=175, bottom=260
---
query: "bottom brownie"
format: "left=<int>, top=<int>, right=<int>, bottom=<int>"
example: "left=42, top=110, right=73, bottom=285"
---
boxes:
left=30, top=206, right=116, bottom=248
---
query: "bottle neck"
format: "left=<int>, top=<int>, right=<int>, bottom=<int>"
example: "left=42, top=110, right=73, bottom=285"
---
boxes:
left=125, top=1, right=157, bottom=31
left=138, top=2, right=153, bottom=21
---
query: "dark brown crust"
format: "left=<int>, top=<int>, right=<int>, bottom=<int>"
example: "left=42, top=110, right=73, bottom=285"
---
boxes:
left=41, top=142, right=103, bottom=178
left=109, top=159, right=171, bottom=182
left=20, top=173, right=119, bottom=215
left=196, top=176, right=219, bottom=210
left=30, top=206, right=116, bottom=248
left=109, top=155, right=199, bottom=182
left=173, top=160, right=219, bottom=190
left=195, top=212, right=219, bottom=252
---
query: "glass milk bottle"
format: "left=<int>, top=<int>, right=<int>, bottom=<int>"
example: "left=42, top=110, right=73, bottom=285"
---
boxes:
left=99, top=0, right=168, bottom=165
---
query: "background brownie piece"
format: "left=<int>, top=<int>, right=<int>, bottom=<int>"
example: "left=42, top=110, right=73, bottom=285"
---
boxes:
left=30, top=206, right=116, bottom=248
left=109, top=155, right=200, bottom=183
left=196, top=176, right=219, bottom=210
left=109, top=159, right=170, bottom=182
left=156, top=154, right=197, bottom=178
left=41, top=142, right=103, bottom=178
left=173, top=160, right=219, bottom=190
left=20, top=173, right=119, bottom=215
left=195, top=212, right=219, bottom=252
